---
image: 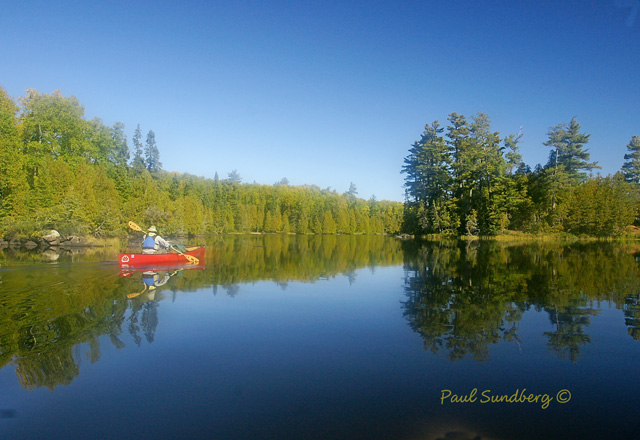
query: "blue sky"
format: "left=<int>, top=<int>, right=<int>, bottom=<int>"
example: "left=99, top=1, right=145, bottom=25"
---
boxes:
left=1, top=0, right=639, bottom=201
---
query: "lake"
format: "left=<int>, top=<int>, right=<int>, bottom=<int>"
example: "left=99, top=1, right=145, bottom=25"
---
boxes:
left=1, top=235, right=640, bottom=439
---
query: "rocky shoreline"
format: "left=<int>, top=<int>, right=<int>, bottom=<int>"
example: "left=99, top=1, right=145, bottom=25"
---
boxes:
left=0, top=229, right=94, bottom=250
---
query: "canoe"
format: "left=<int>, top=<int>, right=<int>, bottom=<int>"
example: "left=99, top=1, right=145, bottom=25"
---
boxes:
left=118, top=246, right=205, bottom=267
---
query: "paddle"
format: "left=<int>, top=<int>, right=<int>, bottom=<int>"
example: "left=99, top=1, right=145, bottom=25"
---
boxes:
left=128, top=221, right=199, bottom=264
left=127, top=285, right=147, bottom=299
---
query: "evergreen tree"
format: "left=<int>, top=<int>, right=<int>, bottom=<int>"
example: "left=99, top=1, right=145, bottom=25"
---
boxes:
left=544, top=118, right=599, bottom=182
left=504, top=131, right=524, bottom=175
left=447, top=113, right=474, bottom=233
left=144, top=130, right=161, bottom=172
left=336, top=204, right=350, bottom=233
left=621, top=135, right=640, bottom=184
left=403, top=121, right=450, bottom=204
left=110, top=122, right=129, bottom=167
left=467, top=113, right=506, bottom=234
left=131, top=124, right=145, bottom=171
left=543, top=118, right=599, bottom=212
left=322, top=210, right=337, bottom=234
left=402, top=121, right=456, bottom=233
left=227, top=169, right=242, bottom=184
left=347, top=182, right=358, bottom=197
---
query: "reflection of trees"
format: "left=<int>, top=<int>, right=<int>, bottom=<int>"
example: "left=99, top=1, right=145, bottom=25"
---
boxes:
left=15, top=348, right=79, bottom=390
left=0, top=235, right=403, bottom=390
left=402, top=242, right=529, bottom=361
left=128, top=299, right=161, bottom=346
left=624, top=294, right=640, bottom=340
left=402, top=241, right=640, bottom=362
left=6, top=235, right=640, bottom=391
left=206, top=234, right=403, bottom=289
left=544, top=305, right=597, bottom=362
left=142, top=302, right=159, bottom=343
left=223, top=284, right=240, bottom=297
left=8, top=302, right=128, bottom=390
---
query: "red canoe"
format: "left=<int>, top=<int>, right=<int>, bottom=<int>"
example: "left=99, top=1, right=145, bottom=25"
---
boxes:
left=118, top=246, right=205, bottom=267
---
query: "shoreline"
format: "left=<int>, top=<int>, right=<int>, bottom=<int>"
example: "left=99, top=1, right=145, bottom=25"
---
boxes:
left=3, top=229, right=640, bottom=251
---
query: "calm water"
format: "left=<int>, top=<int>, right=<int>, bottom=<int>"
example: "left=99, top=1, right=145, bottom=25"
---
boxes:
left=1, top=235, right=640, bottom=440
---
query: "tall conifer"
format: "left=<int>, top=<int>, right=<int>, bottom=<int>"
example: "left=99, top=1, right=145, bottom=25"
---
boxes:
left=622, top=136, right=640, bottom=184
left=144, top=130, right=161, bottom=172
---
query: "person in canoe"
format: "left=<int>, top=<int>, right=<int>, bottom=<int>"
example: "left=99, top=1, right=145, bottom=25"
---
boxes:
left=142, top=225, right=171, bottom=254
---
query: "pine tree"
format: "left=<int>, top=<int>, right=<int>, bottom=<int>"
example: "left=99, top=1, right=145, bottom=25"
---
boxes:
left=131, top=124, right=145, bottom=171
left=543, top=118, right=599, bottom=212
left=504, top=131, right=524, bottom=175
left=544, top=118, right=599, bottom=182
left=402, top=121, right=446, bottom=203
left=347, top=182, right=358, bottom=197
left=110, top=122, right=129, bottom=167
left=402, top=121, right=454, bottom=233
left=227, top=170, right=242, bottom=184
left=144, top=130, right=161, bottom=172
left=468, top=113, right=507, bottom=234
left=447, top=113, right=474, bottom=233
left=622, top=136, right=640, bottom=184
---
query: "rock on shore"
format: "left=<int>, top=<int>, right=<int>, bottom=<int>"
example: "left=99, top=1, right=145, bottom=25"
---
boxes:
left=1, top=230, right=92, bottom=249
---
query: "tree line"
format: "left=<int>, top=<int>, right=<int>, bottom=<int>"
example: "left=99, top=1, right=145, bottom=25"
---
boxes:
left=401, top=112, right=640, bottom=236
left=0, top=87, right=403, bottom=239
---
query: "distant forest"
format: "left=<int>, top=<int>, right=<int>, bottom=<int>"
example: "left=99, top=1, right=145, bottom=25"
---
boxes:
left=402, top=113, right=640, bottom=236
left=0, top=87, right=403, bottom=239
left=3, top=87, right=639, bottom=241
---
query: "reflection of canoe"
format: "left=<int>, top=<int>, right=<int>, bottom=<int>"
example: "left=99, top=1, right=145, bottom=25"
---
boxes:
left=118, top=246, right=205, bottom=267
left=119, top=264, right=205, bottom=275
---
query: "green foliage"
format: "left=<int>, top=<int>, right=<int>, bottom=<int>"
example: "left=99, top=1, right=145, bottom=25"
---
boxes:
left=622, top=135, right=640, bottom=184
left=131, top=124, right=145, bottom=172
left=226, top=169, right=242, bottom=184
left=402, top=113, right=634, bottom=237
left=110, top=121, right=129, bottom=166
left=0, top=87, right=29, bottom=218
left=544, top=117, right=599, bottom=182
left=322, top=210, right=337, bottom=234
left=0, top=87, right=402, bottom=239
left=20, top=89, right=91, bottom=159
left=144, top=129, right=161, bottom=172
left=562, top=174, right=639, bottom=236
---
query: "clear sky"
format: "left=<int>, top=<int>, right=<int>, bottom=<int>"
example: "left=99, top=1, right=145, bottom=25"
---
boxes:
left=1, top=0, right=639, bottom=201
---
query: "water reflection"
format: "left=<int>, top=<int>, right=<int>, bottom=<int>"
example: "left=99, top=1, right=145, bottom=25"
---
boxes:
left=625, top=294, right=640, bottom=340
left=0, top=235, right=403, bottom=390
left=3, top=235, right=640, bottom=394
left=402, top=240, right=640, bottom=362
